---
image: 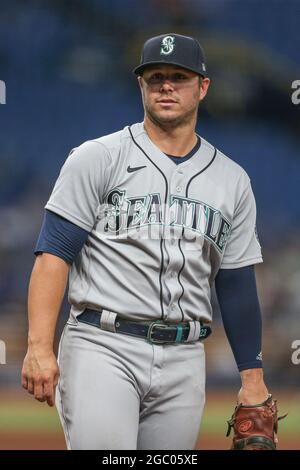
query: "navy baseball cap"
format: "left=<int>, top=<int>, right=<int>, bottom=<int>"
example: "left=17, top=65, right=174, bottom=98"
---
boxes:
left=133, top=33, right=207, bottom=77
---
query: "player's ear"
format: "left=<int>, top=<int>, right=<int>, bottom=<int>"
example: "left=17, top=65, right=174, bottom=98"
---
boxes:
left=137, top=76, right=143, bottom=90
left=137, top=76, right=146, bottom=100
left=199, top=77, right=210, bottom=102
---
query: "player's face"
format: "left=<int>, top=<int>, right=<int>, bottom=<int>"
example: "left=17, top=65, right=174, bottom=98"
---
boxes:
left=138, top=65, right=210, bottom=128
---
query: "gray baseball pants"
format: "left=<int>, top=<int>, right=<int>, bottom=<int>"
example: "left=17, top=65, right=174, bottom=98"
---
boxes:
left=55, top=316, right=206, bottom=450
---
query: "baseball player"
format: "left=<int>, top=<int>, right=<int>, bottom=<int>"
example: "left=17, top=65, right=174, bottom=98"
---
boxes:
left=22, top=33, right=282, bottom=450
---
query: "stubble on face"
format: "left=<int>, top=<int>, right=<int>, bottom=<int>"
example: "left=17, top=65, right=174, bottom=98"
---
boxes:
left=140, top=69, right=202, bottom=131
left=144, top=95, right=200, bottom=130
left=143, top=89, right=199, bottom=130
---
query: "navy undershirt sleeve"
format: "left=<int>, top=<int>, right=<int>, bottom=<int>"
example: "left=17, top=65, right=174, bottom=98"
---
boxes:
left=34, top=210, right=90, bottom=264
left=215, top=265, right=263, bottom=372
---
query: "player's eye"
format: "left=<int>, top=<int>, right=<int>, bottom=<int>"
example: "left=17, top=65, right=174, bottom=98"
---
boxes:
left=145, top=72, right=190, bottom=86
left=147, top=73, right=164, bottom=84
left=171, top=73, right=188, bottom=82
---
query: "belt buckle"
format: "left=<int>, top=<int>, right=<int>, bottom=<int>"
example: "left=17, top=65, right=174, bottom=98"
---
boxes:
left=147, top=321, right=170, bottom=344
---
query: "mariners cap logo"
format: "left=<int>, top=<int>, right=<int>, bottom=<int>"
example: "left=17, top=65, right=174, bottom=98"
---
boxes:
left=160, top=36, right=175, bottom=55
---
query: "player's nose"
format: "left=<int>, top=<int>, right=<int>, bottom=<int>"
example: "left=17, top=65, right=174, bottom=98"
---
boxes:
left=159, top=80, right=175, bottom=92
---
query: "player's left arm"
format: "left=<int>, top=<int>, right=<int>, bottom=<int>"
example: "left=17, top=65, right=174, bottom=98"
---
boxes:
left=215, top=265, right=269, bottom=405
left=215, top=266, right=287, bottom=450
left=214, top=175, right=285, bottom=449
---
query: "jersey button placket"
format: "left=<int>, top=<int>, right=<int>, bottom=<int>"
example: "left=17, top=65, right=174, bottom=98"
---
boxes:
left=165, top=171, right=186, bottom=320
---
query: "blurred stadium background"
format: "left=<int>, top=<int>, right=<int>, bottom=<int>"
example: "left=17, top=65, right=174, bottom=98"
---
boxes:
left=0, top=0, right=299, bottom=450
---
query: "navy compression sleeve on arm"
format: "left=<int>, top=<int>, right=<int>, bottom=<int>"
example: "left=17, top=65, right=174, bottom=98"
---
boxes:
left=215, top=265, right=263, bottom=372
left=34, top=210, right=90, bottom=264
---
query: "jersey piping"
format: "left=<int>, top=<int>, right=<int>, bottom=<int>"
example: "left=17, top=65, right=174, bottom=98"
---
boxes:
left=128, top=125, right=168, bottom=320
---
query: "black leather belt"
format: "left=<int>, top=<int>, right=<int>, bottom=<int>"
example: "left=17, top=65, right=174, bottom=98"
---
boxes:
left=77, top=308, right=212, bottom=344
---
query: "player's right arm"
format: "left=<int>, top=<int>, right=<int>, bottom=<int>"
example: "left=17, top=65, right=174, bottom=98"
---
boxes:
left=22, top=253, right=69, bottom=406
left=22, top=141, right=109, bottom=405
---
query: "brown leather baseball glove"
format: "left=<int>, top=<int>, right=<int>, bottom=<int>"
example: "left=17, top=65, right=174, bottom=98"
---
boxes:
left=226, top=394, right=287, bottom=450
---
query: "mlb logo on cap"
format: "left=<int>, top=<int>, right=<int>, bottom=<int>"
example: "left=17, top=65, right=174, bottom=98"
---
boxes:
left=133, top=33, right=207, bottom=77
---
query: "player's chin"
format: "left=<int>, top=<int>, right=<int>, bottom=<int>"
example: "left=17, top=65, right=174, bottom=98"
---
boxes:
left=154, top=109, right=182, bottom=123
left=156, top=102, right=179, bottom=111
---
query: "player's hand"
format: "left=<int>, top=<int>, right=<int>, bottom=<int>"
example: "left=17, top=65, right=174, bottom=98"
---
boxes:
left=238, top=368, right=269, bottom=405
left=21, top=347, right=60, bottom=407
left=238, top=383, right=269, bottom=405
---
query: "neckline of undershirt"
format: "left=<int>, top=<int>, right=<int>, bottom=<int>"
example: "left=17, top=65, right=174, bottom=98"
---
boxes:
left=165, top=136, right=201, bottom=164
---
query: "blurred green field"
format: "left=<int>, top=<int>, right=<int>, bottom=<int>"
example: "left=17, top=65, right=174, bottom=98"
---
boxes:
left=0, top=403, right=60, bottom=432
left=0, top=389, right=299, bottom=449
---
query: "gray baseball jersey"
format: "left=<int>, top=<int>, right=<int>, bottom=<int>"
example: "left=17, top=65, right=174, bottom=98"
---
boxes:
left=46, top=121, right=262, bottom=323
